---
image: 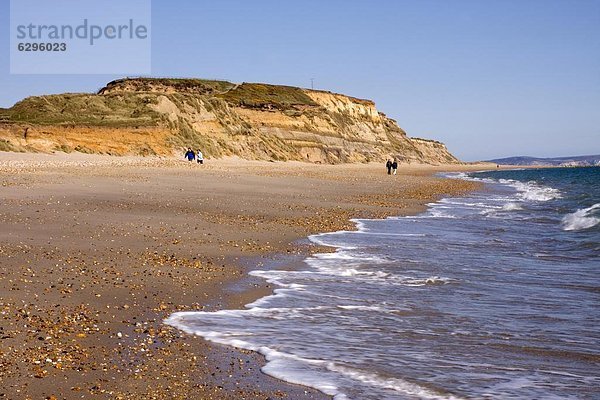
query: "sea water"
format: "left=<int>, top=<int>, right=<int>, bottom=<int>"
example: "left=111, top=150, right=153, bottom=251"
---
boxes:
left=166, top=167, right=599, bottom=399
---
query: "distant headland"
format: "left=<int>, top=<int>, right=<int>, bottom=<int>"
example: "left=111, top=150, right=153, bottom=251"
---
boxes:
left=488, top=155, right=600, bottom=167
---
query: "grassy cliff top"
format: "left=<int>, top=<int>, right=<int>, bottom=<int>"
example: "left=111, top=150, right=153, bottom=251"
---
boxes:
left=217, top=82, right=319, bottom=109
left=5, top=77, right=378, bottom=126
left=101, top=77, right=372, bottom=106
left=99, top=77, right=236, bottom=96
left=9, top=92, right=161, bottom=127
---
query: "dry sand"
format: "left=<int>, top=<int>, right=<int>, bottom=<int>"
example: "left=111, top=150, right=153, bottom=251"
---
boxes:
left=0, top=153, right=491, bottom=399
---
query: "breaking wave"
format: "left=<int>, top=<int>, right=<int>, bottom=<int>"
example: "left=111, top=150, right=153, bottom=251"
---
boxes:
left=562, top=203, right=600, bottom=231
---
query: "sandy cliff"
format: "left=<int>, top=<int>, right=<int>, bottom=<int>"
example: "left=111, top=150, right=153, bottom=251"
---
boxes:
left=0, top=78, right=459, bottom=164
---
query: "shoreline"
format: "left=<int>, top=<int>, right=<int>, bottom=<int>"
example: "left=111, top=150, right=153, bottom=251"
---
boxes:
left=0, top=152, right=490, bottom=399
left=173, top=170, right=486, bottom=399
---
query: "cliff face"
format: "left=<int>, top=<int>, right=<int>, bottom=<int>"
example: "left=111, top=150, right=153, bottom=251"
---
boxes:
left=0, top=78, right=460, bottom=164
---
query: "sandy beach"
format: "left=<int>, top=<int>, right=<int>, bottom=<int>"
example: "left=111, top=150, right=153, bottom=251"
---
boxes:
left=0, top=153, right=489, bottom=399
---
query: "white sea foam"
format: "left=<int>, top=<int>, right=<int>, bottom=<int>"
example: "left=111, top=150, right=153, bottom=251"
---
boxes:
left=165, top=310, right=461, bottom=400
left=308, top=234, right=359, bottom=250
left=306, top=251, right=391, bottom=267
left=164, top=313, right=348, bottom=398
left=335, top=304, right=411, bottom=314
left=447, top=172, right=470, bottom=180
left=427, top=209, right=458, bottom=218
left=452, top=172, right=561, bottom=204
left=348, top=231, right=428, bottom=237
left=402, top=276, right=457, bottom=286
left=439, top=199, right=501, bottom=209
left=561, top=203, right=600, bottom=231
left=502, top=202, right=524, bottom=211
left=261, top=356, right=346, bottom=399
left=249, top=270, right=307, bottom=289
left=480, top=201, right=524, bottom=217
left=244, top=289, right=289, bottom=308
left=502, top=179, right=561, bottom=202
left=326, top=364, right=466, bottom=400
left=242, top=306, right=333, bottom=320
left=310, top=262, right=456, bottom=287
left=352, top=219, right=368, bottom=232
left=336, top=304, right=385, bottom=311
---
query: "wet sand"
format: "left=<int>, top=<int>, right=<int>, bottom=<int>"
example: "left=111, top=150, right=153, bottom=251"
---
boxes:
left=0, top=153, right=489, bottom=399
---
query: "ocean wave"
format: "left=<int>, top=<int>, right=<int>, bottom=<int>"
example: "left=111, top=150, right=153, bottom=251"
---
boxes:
left=258, top=252, right=457, bottom=288
left=349, top=231, right=428, bottom=237
left=326, top=363, right=466, bottom=400
left=315, top=251, right=390, bottom=263
left=166, top=310, right=455, bottom=400
left=477, top=202, right=525, bottom=218
left=309, top=233, right=359, bottom=249
left=412, top=276, right=458, bottom=285
left=445, top=172, right=497, bottom=184
left=261, top=353, right=346, bottom=399
left=163, top=315, right=347, bottom=398
left=561, top=203, right=600, bottom=231
left=457, top=172, right=562, bottom=203
left=249, top=270, right=307, bottom=289
left=422, top=209, right=459, bottom=219
left=311, top=263, right=457, bottom=287
left=336, top=304, right=392, bottom=312
left=439, top=199, right=502, bottom=209
left=502, top=202, right=524, bottom=211
left=503, top=180, right=562, bottom=202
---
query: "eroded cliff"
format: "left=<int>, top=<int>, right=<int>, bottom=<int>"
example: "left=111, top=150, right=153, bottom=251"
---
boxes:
left=0, top=78, right=459, bottom=164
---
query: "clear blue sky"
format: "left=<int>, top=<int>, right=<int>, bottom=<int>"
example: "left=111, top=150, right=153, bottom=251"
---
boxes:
left=1, top=0, right=599, bottom=161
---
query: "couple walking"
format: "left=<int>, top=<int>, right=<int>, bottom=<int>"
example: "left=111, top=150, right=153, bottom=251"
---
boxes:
left=386, top=158, right=398, bottom=175
left=184, top=148, right=204, bottom=164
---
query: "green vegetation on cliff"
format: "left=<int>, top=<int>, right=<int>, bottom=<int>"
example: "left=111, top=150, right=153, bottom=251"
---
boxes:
left=218, top=83, right=318, bottom=110
left=0, top=108, right=10, bottom=122
left=0, top=77, right=460, bottom=164
left=9, top=93, right=162, bottom=127
left=100, top=77, right=236, bottom=96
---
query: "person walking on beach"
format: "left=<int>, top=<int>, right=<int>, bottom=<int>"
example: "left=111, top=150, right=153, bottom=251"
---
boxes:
left=386, top=159, right=393, bottom=175
left=392, top=158, right=398, bottom=175
left=184, top=148, right=195, bottom=162
left=196, top=149, right=204, bottom=165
